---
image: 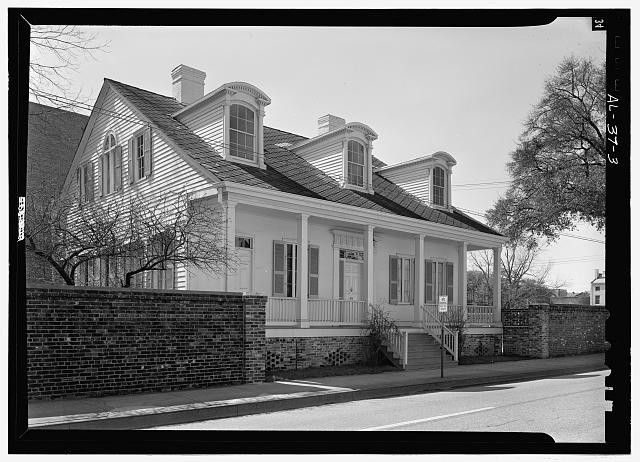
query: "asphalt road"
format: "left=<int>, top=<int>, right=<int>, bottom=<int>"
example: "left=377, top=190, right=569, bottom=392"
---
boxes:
left=150, top=370, right=609, bottom=442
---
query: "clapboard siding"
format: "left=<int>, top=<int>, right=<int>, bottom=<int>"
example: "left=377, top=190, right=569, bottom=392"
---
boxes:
left=299, top=141, right=343, bottom=183
left=67, top=86, right=217, bottom=290
left=179, top=105, right=225, bottom=155
left=309, top=152, right=343, bottom=183
left=396, top=178, right=430, bottom=204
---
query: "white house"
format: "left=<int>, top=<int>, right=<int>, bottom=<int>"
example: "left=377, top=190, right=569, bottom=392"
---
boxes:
left=62, top=64, right=507, bottom=368
left=590, top=269, right=605, bottom=306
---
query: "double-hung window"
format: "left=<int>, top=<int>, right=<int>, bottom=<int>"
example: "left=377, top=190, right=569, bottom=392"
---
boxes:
left=432, top=167, right=445, bottom=206
left=347, top=140, right=365, bottom=187
left=425, top=260, right=454, bottom=303
left=389, top=256, right=414, bottom=304
left=230, top=104, right=255, bottom=161
left=273, top=241, right=298, bottom=297
left=128, top=127, right=152, bottom=183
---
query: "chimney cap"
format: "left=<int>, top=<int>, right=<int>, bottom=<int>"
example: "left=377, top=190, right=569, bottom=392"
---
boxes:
left=171, top=64, right=206, bottom=82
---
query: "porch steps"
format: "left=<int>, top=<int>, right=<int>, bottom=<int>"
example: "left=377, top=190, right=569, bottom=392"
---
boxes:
left=405, top=332, right=457, bottom=371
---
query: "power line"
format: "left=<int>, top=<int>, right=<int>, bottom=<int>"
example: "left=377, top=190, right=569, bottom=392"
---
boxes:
left=455, top=207, right=606, bottom=244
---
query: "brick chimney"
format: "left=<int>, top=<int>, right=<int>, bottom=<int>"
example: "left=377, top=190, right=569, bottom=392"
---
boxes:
left=171, top=64, right=206, bottom=105
left=317, top=114, right=346, bottom=135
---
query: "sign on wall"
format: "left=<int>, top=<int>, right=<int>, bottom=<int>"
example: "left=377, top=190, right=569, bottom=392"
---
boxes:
left=438, top=295, right=448, bottom=312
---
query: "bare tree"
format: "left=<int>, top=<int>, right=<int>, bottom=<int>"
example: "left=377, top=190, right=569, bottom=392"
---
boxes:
left=469, top=237, right=554, bottom=309
left=29, top=25, right=108, bottom=109
left=25, top=186, right=231, bottom=287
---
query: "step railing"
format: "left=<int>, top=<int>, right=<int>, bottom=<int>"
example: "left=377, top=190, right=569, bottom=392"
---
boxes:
left=384, top=328, right=409, bottom=368
left=420, top=304, right=459, bottom=361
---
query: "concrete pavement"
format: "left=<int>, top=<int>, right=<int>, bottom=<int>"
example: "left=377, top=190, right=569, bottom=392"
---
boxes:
left=28, top=353, right=606, bottom=430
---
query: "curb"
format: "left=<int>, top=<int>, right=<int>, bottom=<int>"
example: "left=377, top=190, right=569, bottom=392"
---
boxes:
left=31, top=365, right=607, bottom=430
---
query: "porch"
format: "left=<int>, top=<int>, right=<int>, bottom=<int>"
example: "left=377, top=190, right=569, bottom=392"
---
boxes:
left=265, top=298, right=498, bottom=328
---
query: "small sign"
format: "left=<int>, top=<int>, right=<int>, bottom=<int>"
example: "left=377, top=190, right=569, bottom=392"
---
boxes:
left=438, top=295, right=448, bottom=312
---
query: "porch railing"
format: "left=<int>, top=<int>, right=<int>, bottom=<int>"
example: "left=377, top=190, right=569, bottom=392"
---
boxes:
left=308, top=299, right=367, bottom=326
left=465, top=304, right=495, bottom=324
left=420, top=304, right=459, bottom=361
left=266, top=297, right=367, bottom=327
left=422, top=303, right=496, bottom=326
left=266, top=297, right=299, bottom=325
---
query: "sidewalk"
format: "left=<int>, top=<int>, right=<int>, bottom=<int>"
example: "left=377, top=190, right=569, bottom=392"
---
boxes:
left=28, top=353, right=607, bottom=430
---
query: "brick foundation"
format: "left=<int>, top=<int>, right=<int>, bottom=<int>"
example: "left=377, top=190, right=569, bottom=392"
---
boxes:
left=503, top=304, right=608, bottom=358
left=266, top=336, right=370, bottom=371
left=27, top=284, right=266, bottom=400
left=459, top=333, right=502, bottom=357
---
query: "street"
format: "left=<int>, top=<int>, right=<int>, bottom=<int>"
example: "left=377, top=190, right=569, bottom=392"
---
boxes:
left=149, top=370, right=609, bottom=442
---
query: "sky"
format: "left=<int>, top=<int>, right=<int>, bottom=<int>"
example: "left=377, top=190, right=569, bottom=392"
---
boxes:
left=32, top=17, right=607, bottom=292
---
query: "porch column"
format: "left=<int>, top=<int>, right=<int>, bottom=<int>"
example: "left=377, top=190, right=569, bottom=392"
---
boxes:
left=298, top=213, right=309, bottom=328
left=493, top=246, right=502, bottom=324
left=224, top=201, right=237, bottom=291
left=458, top=242, right=467, bottom=322
left=365, top=225, right=375, bottom=307
left=414, top=234, right=425, bottom=325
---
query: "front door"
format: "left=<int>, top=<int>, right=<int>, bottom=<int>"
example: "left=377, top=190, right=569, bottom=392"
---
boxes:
left=343, top=261, right=362, bottom=301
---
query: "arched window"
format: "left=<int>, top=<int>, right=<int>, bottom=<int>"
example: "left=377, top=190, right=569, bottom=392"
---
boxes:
left=230, top=104, right=255, bottom=161
left=101, top=133, right=122, bottom=195
left=347, top=140, right=365, bottom=187
left=433, top=166, right=445, bottom=206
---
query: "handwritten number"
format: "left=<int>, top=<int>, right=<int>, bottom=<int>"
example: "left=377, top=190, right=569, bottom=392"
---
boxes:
left=607, top=124, right=617, bottom=135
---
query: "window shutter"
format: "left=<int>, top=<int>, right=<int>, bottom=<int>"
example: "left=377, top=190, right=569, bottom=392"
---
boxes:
left=87, top=162, right=96, bottom=202
left=389, top=256, right=399, bottom=304
left=425, top=260, right=435, bottom=303
left=76, top=167, right=82, bottom=201
left=144, top=127, right=152, bottom=177
left=128, top=138, right=135, bottom=184
left=308, top=245, right=319, bottom=297
left=273, top=241, right=286, bottom=296
left=165, top=264, right=175, bottom=290
left=98, top=155, right=104, bottom=197
left=114, top=145, right=123, bottom=191
left=446, top=262, right=454, bottom=302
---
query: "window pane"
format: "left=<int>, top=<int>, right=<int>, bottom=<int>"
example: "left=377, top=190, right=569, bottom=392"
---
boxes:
left=247, top=121, right=254, bottom=134
left=231, top=104, right=238, bottom=116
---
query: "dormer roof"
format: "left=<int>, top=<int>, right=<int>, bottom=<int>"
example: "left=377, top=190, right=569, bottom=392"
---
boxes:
left=172, top=81, right=271, bottom=118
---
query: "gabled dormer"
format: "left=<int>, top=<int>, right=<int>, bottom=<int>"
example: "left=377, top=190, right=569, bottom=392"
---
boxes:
left=375, top=152, right=457, bottom=210
left=170, top=64, right=271, bottom=169
left=292, top=114, right=378, bottom=194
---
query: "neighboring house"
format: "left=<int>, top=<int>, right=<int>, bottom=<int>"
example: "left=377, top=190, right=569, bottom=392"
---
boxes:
left=591, top=269, right=605, bottom=306
left=550, top=291, right=591, bottom=305
left=26, top=102, right=89, bottom=284
left=61, top=65, right=507, bottom=364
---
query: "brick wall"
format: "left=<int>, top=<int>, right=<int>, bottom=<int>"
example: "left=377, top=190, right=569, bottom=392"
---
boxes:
left=503, top=304, right=608, bottom=358
left=266, top=336, right=369, bottom=371
left=26, top=284, right=266, bottom=400
left=459, top=333, right=502, bottom=357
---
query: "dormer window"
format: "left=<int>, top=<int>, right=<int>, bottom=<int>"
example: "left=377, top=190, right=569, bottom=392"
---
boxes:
left=433, top=166, right=445, bottom=206
left=347, top=140, right=365, bottom=187
left=230, top=104, right=255, bottom=161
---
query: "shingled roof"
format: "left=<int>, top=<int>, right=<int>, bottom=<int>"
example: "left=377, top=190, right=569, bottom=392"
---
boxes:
left=105, top=79, right=501, bottom=236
